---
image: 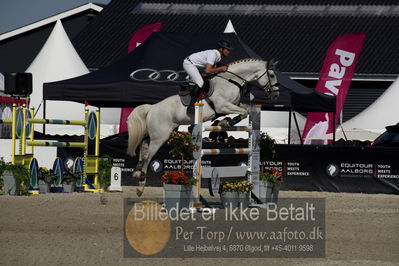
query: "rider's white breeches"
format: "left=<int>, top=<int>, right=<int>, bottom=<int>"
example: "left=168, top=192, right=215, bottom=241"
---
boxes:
left=183, top=59, right=204, bottom=88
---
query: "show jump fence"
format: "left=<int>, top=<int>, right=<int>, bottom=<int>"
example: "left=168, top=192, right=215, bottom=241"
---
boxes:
left=191, top=102, right=262, bottom=206
left=0, top=104, right=102, bottom=193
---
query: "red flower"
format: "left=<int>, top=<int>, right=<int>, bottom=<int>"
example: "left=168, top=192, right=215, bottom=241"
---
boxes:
left=161, top=171, right=196, bottom=185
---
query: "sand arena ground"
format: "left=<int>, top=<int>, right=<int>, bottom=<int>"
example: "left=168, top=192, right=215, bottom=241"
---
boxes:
left=0, top=187, right=398, bottom=266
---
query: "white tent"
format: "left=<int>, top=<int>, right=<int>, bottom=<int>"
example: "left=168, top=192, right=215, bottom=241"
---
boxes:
left=342, top=76, right=399, bottom=132
left=224, top=19, right=236, bottom=33
left=307, top=77, right=399, bottom=143
left=26, top=20, right=120, bottom=136
left=26, top=20, right=88, bottom=134
left=310, top=128, right=381, bottom=141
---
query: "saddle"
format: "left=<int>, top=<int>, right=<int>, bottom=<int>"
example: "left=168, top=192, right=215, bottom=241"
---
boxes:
left=178, top=78, right=213, bottom=107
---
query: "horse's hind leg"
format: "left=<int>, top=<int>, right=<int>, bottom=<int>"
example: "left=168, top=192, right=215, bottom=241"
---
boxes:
left=132, top=138, right=150, bottom=179
left=139, top=126, right=174, bottom=180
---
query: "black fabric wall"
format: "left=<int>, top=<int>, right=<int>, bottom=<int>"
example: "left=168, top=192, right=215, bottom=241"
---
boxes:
left=58, top=135, right=399, bottom=194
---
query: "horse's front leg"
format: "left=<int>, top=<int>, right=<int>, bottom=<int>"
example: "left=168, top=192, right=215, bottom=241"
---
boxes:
left=217, top=102, right=249, bottom=126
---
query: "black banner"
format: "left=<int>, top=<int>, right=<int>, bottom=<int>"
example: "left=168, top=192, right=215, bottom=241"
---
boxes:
left=272, top=145, right=399, bottom=194
left=57, top=135, right=399, bottom=194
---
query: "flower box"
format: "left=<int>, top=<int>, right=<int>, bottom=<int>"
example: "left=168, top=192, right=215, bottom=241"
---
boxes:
left=38, top=179, right=50, bottom=194
left=220, top=191, right=239, bottom=209
left=220, top=180, right=254, bottom=209
left=2, top=170, right=18, bottom=195
left=163, top=183, right=192, bottom=212
left=62, top=180, right=76, bottom=193
left=259, top=168, right=283, bottom=204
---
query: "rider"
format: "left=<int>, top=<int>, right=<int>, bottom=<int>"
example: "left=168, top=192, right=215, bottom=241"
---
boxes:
left=183, top=39, right=232, bottom=111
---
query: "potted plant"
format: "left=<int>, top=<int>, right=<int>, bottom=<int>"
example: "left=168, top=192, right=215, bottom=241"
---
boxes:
left=236, top=180, right=254, bottom=208
left=259, top=168, right=283, bottom=204
left=38, top=167, right=56, bottom=193
left=220, top=181, right=239, bottom=209
left=62, top=170, right=79, bottom=193
left=161, top=171, right=196, bottom=212
left=220, top=180, right=254, bottom=209
left=0, top=158, right=30, bottom=196
left=98, top=155, right=113, bottom=190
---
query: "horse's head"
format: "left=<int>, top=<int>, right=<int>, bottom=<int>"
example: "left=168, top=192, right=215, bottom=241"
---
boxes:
left=256, top=59, right=280, bottom=101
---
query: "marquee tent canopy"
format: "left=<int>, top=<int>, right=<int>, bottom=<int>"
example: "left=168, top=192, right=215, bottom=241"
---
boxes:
left=43, top=32, right=335, bottom=112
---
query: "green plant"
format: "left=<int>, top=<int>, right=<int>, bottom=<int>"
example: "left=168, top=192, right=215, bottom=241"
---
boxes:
left=39, top=167, right=57, bottom=185
left=220, top=180, right=254, bottom=193
left=98, top=155, right=113, bottom=189
left=260, top=168, right=283, bottom=186
left=62, top=169, right=79, bottom=184
left=167, top=131, right=198, bottom=172
left=161, top=171, right=196, bottom=185
left=259, top=132, right=276, bottom=162
left=0, top=158, right=30, bottom=195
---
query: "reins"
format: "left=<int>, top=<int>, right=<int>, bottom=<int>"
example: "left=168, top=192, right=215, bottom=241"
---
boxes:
left=215, top=60, right=277, bottom=93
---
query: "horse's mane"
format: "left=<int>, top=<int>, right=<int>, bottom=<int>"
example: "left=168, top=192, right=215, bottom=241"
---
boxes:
left=227, top=58, right=264, bottom=67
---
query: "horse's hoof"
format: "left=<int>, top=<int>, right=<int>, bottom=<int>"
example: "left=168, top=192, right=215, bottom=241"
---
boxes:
left=132, top=171, right=142, bottom=179
left=219, top=119, right=228, bottom=126
left=136, top=189, right=143, bottom=197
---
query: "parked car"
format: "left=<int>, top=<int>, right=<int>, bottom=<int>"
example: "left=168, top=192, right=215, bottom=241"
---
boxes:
left=371, top=123, right=399, bottom=147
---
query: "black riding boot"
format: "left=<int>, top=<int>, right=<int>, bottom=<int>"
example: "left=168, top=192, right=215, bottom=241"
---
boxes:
left=187, top=85, right=201, bottom=112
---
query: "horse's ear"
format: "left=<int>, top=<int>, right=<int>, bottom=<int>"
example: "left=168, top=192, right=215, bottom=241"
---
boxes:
left=269, top=58, right=279, bottom=69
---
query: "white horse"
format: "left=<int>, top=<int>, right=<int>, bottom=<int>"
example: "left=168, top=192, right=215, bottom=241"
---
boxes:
left=127, top=58, right=279, bottom=195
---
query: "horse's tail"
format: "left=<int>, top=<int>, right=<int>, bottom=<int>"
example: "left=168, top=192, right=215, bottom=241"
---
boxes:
left=127, top=104, right=151, bottom=157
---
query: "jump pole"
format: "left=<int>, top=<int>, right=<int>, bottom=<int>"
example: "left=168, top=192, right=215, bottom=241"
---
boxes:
left=191, top=102, right=262, bottom=207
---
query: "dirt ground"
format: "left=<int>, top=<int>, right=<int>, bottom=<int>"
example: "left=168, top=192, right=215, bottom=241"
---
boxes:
left=0, top=187, right=398, bottom=266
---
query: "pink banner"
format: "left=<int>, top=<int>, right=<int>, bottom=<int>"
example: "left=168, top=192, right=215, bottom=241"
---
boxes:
left=302, top=33, right=365, bottom=144
left=119, top=23, right=163, bottom=133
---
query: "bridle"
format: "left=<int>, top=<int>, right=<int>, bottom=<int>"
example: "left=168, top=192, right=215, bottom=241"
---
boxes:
left=220, top=61, right=279, bottom=94
left=254, top=62, right=279, bottom=93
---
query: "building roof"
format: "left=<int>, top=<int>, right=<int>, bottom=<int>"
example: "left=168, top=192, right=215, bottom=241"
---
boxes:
left=0, top=3, right=103, bottom=41
left=73, top=0, right=399, bottom=77
left=0, top=3, right=103, bottom=73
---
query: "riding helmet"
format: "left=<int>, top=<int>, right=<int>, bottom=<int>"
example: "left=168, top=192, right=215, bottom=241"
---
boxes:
left=217, top=39, right=233, bottom=50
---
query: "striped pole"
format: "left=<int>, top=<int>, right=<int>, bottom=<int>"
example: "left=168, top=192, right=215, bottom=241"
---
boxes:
left=203, top=125, right=252, bottom=132
left=192, top=102, right=204, bottom=200
left=83, top=106, right=89, bottom=189
left=202, top=148, right=252, bottom=156
left=27, top=118, right=86, bottom=126
left=29, top=107, right=35, bottom=155
left=27, top=141, right=86, bottom=148
left=94, top=108, right=100, bottom=186
left=21, top=104, right=27, bottom=158
left=11, top=104, right=17, bottom=164
left=248, top=105, right=261, bottom=198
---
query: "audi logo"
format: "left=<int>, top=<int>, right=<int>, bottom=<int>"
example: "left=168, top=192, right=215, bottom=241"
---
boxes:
left=129, top=68, right=190, bottom=83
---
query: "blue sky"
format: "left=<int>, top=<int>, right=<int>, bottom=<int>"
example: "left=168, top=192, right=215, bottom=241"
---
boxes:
left=0, top=0, right=111, bottom=34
